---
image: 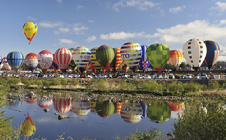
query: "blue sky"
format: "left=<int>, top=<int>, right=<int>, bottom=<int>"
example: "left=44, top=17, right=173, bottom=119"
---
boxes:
left=0, top=0, right=226, bottom=61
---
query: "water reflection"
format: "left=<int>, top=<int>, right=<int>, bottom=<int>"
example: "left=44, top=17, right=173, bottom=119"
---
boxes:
left=37, top=97, right=53, bottom=109
left=96, top=100, right=115, bottom=118
left=21, top=114, right=36, bottom=137
left=147, top=100, right=171, bottom=122
left=72, top=97, right=90, bottom=116
left=25, top=98, right=37, bottom=104
left=53, top=97, right=72, bottom=113
left=167, top=101, right=184, bottom=112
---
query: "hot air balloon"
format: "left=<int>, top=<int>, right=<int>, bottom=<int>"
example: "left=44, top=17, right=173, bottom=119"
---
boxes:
left=0, top=64, right=3, bottom=70
left=139, top=45, right=150, bottom=71
left=120, top=100, right=143, bottom=123
left=167, top=50, right=183, bottom=71
left=147, top=100, right=171, bottom=122
left=37, top=98, right=53, bottom=109
left=96, top=45, right=115, bottom=72
left=7, top=51, right=24, bottom=71
left=23, top=22, right=38, bottom=44
left=2, top=57, right=11, bottom=71
left=21, top=114, right=36, bottom=137
left=167, top=101, right=184, bottom=112
left=54, top=48, right=72, bottom=73
left=72, top=46, right=91, bottom=73
left=183, top=38, right=207, bottom=71
left=72, top=99, right=90, bottom=116
left=24, top=53, right=38, bottom=71
left=204, top=40, right=220, bottom=69
left=96, top=101, right=115, bottom=118
left=53, top=97, right=72, bottom=113
left=0, top=56, right=2, bottom=64
left=25, top=98, right=37, bottom=104
left=112, top=48, right=123, bottom=71
left=115, top=102, right=123, bottom=114
left=90, top=47, right=102, bottom=72
left=146, top=43, right=170, bottom=73
left=38, top=50, right=53, bottom=73
left=90, top=100, right=97, bottom=113
left=120, top=42, right=142, bottom=72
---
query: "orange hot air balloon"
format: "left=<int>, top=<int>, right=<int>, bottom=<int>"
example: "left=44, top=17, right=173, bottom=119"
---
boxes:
left=115, top=102, right=123, bottom=114
left=112, top=48, right=123, bottom=71
left=168, top=101, right=184, bottom=111
left=167, top=50, right=183, bottom=70
left=21, top=114, right=36, bottom=137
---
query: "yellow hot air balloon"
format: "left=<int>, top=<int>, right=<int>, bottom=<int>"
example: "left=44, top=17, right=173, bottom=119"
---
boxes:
left=21, top=114, right=36, bottom=137
left=23, top=22, right=38, bottom=44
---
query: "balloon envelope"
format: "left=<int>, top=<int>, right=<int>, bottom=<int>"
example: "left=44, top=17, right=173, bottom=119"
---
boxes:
left=25, top=53, right=38, bottom=71
left=37, top=98, right=53, bottom=109
left=2, top=57, right=11, bottom=71
left=139, top=45, right=150, bottom=70
left=120, top=42, right=142, bottom=71
left=204, top=40, right=220, bottom=69
left=53, top=98, right=72, bottom=113
left=38, top=50, right=53, bottom=73
left=23, top=22, right=38, bottom=43
left=54, top=48, right=72, bottom=73
left=90, top=47, right=102, bottom=72
left=146, top=43, right=170, bottom=73
left=7, top=51, right=24, bottom=70
left=21, top=114, right=36, bottom=137
left=183, top=38, right=207, bottom=71
left=112, top=48, right=123, bottom=70
left=167, top=50, right=183, bottom=70
left=72, top=100, right=91, bottom=116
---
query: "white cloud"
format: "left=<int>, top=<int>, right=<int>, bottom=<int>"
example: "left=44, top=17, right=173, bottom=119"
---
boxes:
left=76, top=5, right=84, bottom=10
left=113, top=0, right=158, bottom=11
left=149, top=20, right=226, bottom=44
left=169, top=5, right=186, bottom=14
left=59, top=27, right=70, bottom=33
left=86, top=35, right=97, bottom=42
left=100, top=32, right=146, bottom=40
left=57, top=0, right=62, bottom=4
left=59, top=39, right=75, bottom=45
left=73, top=25, right=88, bottom=34
left=216, top=1, right=226, bottom=12
left=26, top=16, right=37, bottom=20
left=88, top=20, right=95, bottom=23
left=220, top=20, right=226, bottom=25
left=39, top=21, right=63, bottom=28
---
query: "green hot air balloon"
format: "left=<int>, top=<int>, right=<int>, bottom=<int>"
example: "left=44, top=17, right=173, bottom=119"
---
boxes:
left=96, top=101, right=115, bottom=118
left=146, top=43, right=170, bottom=73
left=96, top=45, right=115, bottom=72
left=147, top=100, right=171, bottom=122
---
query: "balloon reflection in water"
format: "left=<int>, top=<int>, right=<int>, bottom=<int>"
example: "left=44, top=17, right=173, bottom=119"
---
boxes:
left=96, top=101, right=115, bottom=118
left=167, top=101, right=184, bottom=111
left=90, top=100, right=97, bottom=113
left=25, top=98, right=37, bottom=104
left=120, top=101, right=143, bottom=123
left=147, top=100, right=171, bottom=122
left=53, top=97, right=72, bottom=113
left=21, top=114, right=36, bottom=137
left=37, top=98, right=53, bottom=109
left=72, top=98, right=91, bottom=116
left=115, top=102, right=123, bottom=114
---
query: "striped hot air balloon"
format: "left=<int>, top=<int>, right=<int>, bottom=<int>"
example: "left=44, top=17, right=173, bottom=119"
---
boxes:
left=38, top=50, right=53, bottom=73
left=167, top=50, right=183, bottom=70
left=2, top=57, right=11, bottom=71
left=21, top=114, right=36, bottom=137
left=54, top=48, right=72, bottom=73
left=72, top=99, right=91, bottom=116
left=112, top=48, right=123, bottom=71
left=115, top=102, right=123, bottom=114
left=204, top=40, right=220, bottom=69
left=120, top=101, right=143, bottom=123
left=139, top=45, right=150, bottom=71
left=53, top=98, right=72, bottom=113
left=72, top=46, right=91, bottom=73
left=120, top=42, right=142, bottom=72
left=25, top=53, right=38, bottom=71
left=90, top=47, right=102, bottom=72
left=37, top=98, right=53, bottom=109
left=7, top=51, right=24, bottom=71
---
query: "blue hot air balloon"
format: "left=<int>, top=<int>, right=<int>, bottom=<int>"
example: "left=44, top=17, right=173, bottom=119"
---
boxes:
left=139, top=45, right=150, bottom=71
left=204, top=40, right=220, bottom=69
left=7, top=51, right=24, bottom=70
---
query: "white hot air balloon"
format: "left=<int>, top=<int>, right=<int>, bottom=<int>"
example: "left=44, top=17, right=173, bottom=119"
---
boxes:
left=183, top=38, right=207, bottom=71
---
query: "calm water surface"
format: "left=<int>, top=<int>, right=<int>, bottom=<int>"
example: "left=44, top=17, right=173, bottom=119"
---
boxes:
left=3, top=93, right=184, bottom=140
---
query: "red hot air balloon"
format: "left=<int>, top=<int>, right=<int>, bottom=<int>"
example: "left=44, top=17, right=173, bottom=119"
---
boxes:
left=54, top=48, right=72, bottom=73
left=53, top=98, right=72, bottom=113
left=37, top=98, right=53, bottom=109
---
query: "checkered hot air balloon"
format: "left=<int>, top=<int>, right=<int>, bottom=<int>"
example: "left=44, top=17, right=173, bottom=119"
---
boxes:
left=139, top=45, right=150, bottom=71
left=54, top=48, right=72, bottom=73
left=183, top=38, right=207, bottom=71
left=25, top=53, right=38, bottom=71
left=72, top=46, right=91, bottom=73
left=204, top=40, right=220, bottom=69
left=38, top=50, right=53, bottom=73
left=146, top=43, right=170, bottom=73
left=120, top=42, right=142, bottom=72
left=167, top=50, right=183, bottom=71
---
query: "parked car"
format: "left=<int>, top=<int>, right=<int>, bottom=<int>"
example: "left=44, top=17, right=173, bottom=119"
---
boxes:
left=186, top=74, right=192, bottom=79
left=143, top=75, right=151, bottom=79
left=174, top=75, right=180, bottom=79
left=209, top=75, right=215, bottom=79
left=201, top=73, right=208, bottom=79
left=162, top=74, right=168, bottom=79
left=86, top=75, right=93, bottom=78
left=168, top=74, right=175, bottom=79
left=122, top=74, right=129, bottom=78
